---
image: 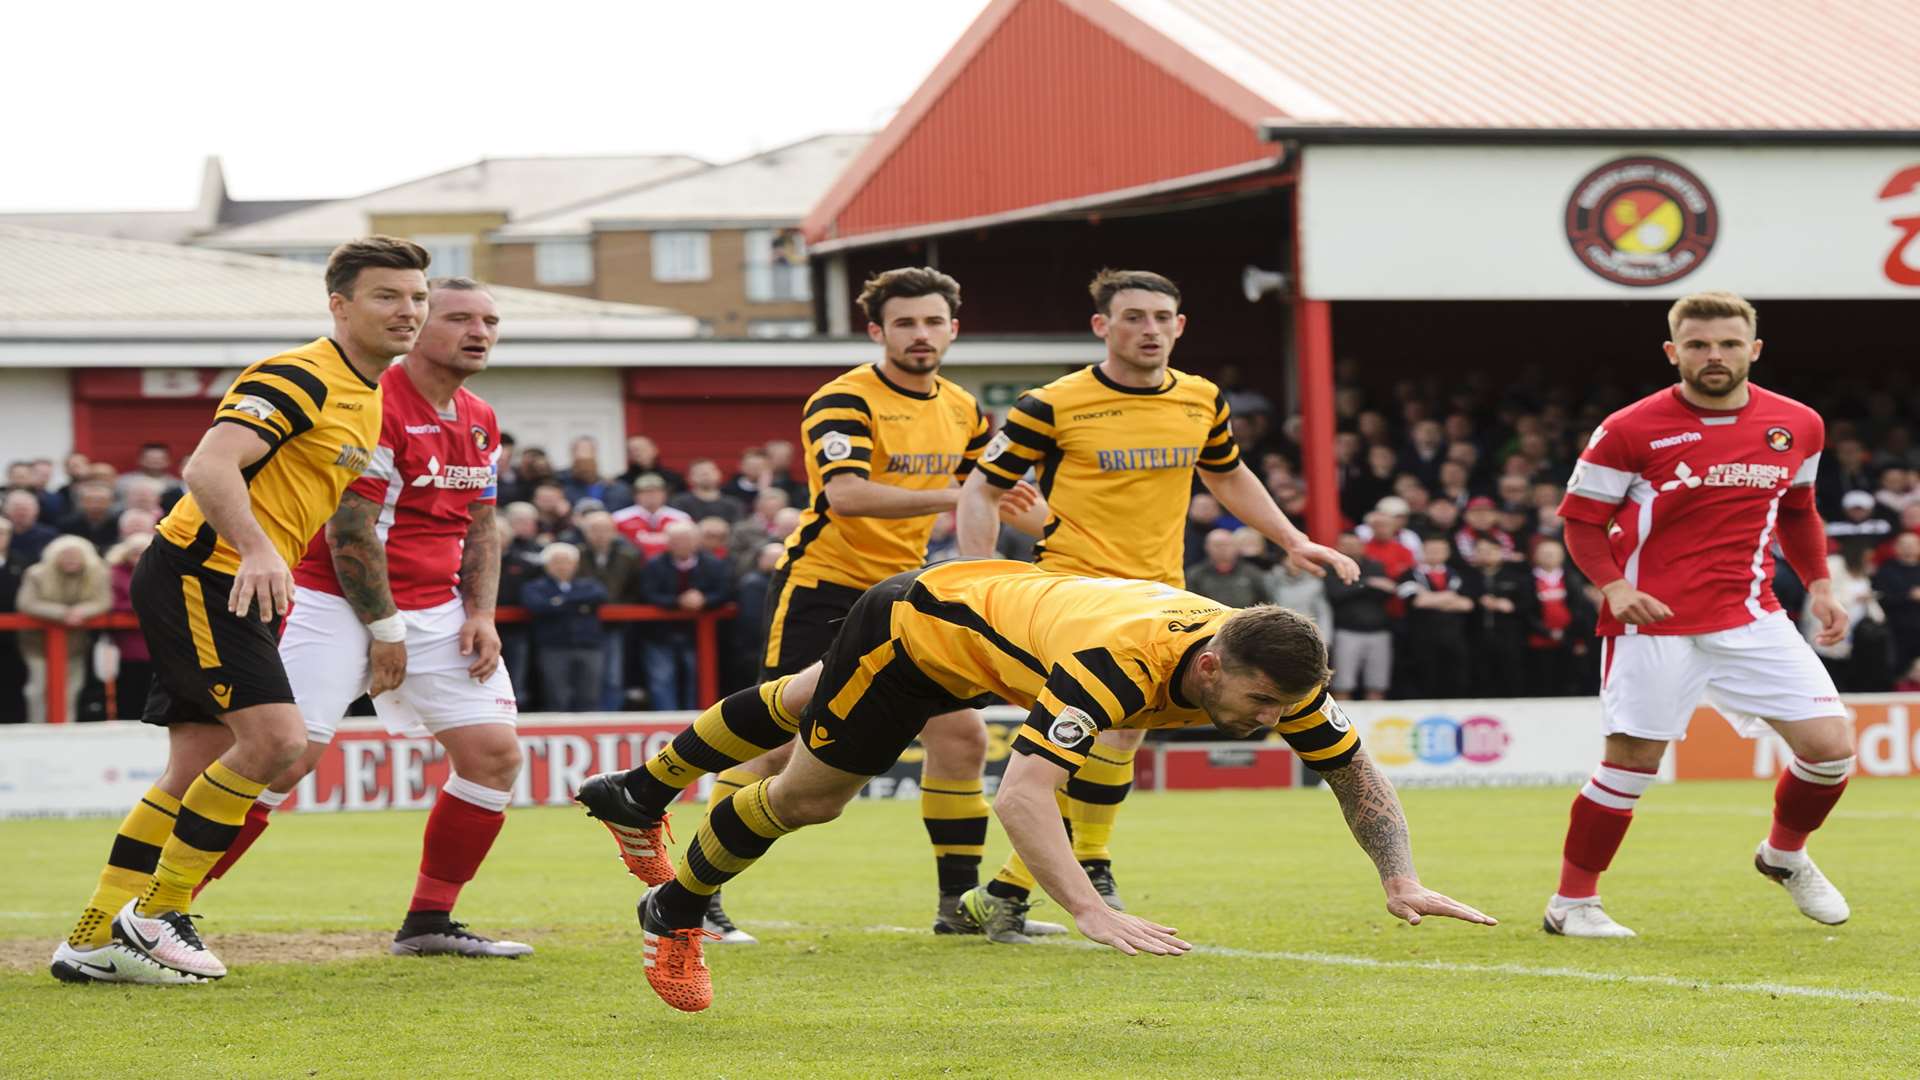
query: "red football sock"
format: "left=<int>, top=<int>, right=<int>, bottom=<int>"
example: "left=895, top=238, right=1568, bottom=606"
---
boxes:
left=410, top=777, right=509, bottom=915
left=1557, top=762, right=1656, bottom=899
left=1768, top=756, right=1852, bottom=852
left=193, top=792, right=284, bottom=898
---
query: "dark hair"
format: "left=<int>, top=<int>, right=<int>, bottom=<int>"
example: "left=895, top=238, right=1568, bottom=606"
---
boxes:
left=138, top=442, right=169, bottom=454
left=325, top=235, right=432, bottom=298
left=1213, top=605, right=1331, bottom=697
left=857, top=266, right=961, bottom=325
left=429, top=275, right=491, bottom=294
left=1089, top=268, right=1180, bottom=315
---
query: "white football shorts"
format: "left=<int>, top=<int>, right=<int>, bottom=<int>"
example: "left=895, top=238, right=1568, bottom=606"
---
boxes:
left=280, top=587, right=518, bottom=742
left=1598, top=610, right=1843, bottom=742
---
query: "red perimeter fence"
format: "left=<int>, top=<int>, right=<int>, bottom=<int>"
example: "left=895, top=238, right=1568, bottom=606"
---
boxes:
left=0, top=604, right=739, bottom=724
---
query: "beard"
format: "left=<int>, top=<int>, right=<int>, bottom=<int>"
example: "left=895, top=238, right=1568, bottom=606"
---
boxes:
left=892, top=347, right=941, bottom=374
left=1681, top=363, right=1747, bottom=399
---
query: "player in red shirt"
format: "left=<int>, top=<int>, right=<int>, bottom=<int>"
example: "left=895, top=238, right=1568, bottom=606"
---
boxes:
left=196, top=278, right=529, bottom=957
left=1545, top=292, right=1854, bottom=938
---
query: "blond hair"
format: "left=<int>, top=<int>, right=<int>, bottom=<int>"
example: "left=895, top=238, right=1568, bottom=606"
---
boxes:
left=1667, top=291, right=1757, bottom=339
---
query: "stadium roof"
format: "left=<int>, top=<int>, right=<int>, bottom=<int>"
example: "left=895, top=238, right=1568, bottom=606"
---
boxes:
left=494, top=134, right=871, bottom=241
left=806, top=0, right=1920, bottom=248
left=198, top=154, right=708, bottom=252
left=0, top=224, right=699, bottom=345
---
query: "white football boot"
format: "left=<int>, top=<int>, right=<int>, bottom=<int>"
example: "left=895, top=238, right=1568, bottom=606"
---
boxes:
left=1542, top=897, right=1636, bottom=938
left=1755, top=843, right=1850, bottom=925
left=111, top=898, right=227, bottom=980
left=50, top=939, right=207, bottom=984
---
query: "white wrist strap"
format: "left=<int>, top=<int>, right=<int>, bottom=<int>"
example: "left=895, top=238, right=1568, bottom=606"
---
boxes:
left=368, top=613, right=406, bottom=643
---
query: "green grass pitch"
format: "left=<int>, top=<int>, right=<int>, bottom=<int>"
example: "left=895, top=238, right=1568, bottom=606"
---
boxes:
left=3, top=780, right=1916, bottom=1078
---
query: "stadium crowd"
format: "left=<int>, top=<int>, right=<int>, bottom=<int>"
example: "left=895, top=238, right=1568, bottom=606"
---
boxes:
left=6, top=367, right=1920, bottom=723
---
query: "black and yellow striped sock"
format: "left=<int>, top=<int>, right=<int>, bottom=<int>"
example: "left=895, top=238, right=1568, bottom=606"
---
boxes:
left=705, top=766, right=761, bottom=824
left=1066, top=745, right=1135, bottom=863
left=68, top=786, right=180, bottom=948
left=628, top=677, right=800, bottom=813
left=921, top=777, right=989, bottom=897
left=987, top=787, right=1072, bottom=901
left=656, top=778, right=793, bottom=927
left=139, top=761, right=266, bottom=915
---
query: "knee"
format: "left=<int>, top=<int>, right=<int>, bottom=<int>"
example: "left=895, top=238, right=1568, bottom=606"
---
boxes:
left=775, top=789, right=847, bottom=828
left=923, top=718, right=988, bottom=770
left=249, top=729, right=308, bottom=777
left=470, top=738, right=524, bottom=789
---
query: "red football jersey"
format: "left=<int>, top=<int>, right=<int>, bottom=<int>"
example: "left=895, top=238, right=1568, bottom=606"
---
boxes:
left=294, top=365, right=500, bottom=610
left=1559, top=384, right=1823, bottom=637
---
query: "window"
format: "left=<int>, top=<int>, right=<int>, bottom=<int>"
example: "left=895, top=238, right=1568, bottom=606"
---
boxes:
left=534, top=239, right=594, bottom=286
left=651, top=231, right=711, bottom=282
left=415, top=234, right=473, bottom=279
left=744, top=228, right=810, bottom=302
left=747, top=319, right=813, bottom=339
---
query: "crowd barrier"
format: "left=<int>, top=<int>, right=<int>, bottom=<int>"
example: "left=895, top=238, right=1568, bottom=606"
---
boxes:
left=5, top=697, right=1914, bottom=819
left=0, top=604, right=739, bottom=725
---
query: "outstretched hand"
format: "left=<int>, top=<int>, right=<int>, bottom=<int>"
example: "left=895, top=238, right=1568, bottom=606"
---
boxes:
left=1074, top=906, right=1192, bottom=956
left=1287, top=540, right=1361, bottom=584
left=1384, top=876, right=1497, bottom=927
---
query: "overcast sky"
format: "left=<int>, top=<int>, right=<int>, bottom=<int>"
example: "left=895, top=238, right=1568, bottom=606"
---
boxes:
left=1, top=0, right=991, bottom=211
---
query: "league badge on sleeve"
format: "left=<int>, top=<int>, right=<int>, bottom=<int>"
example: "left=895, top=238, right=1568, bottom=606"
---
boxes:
left=980, top=431, right=1011, bottom=463
left=821, top=431, right=853, bottom=462
left=1048, top=706, right=1097, bottom=748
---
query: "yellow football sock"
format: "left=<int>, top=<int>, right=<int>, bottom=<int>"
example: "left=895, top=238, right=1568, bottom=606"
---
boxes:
left=139, top=761, right=265, bottom=915
left=68, top=787, right=180, bottom=948
left=921, top=777, right=989, bottom=896
left=1066, top=745, right=1136, bottom=863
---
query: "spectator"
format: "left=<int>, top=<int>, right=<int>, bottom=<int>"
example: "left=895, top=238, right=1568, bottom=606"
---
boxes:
left=670, top=459, right=744, bottom=524
left=497, top=505, right=546, bottom=710
left=1525, top=538, right=1595, bottom=696
left=1324, top=532, right=1395, bottom=701
left=1875, top=503, right=1920, bottom=565
left=729, top=541, right=785, bottom=692
left=1395, top=537, right=1474, bottom=698
left=5, top=489, right=58, bottom=566
left=1402, top=419, right=1446, bottom=488
left=1817, top=437, right=1874, bottom=518
left=612, top=473, right=694, bottom=561
left=0, top=518, right=23, bottom=723
left=1808, top=550, right=1892, bottom=691
left=120, top=476, right=165, bottom=520
left=578, top=510, right=645, bottom=712
left=114, top=442, right=182, bottom=504
left=103, top=531, right=154, bottom=720
left=1455, top=496, right=1515, bottom=563
left=1827, top=490, right=1893, bottom=563
left=1185, top=528, right=1271, bottom=608
left=117, top=508, right=157, bottom=544
left=16, top=535, right=110, bottom=722
left=1265, top=556, right=1333, bottom=641
left=1416, top=497, right=1461, bottom=545
left=1877, top=466, right=1920, bottom=518
left=1342, top=444, right=1400, bottom=523
left=503, top=445, right=557, bottom=508
left=730, top=487, right=792, bottom=575
left=1357, top=496, right=1421, bottom=560
left=723, top=446, right=775, bottom=504
left=52, top=451, right=91, bottom=511
left=619, top=435, right=684, bottom=494
left=531, top=481, right=573, bottom=542
left=1231, top=526, right=1275, bottom=571
left=559, top=436, right=630, bottom=512
left=762, top=439, right=806, bottom=505
left=57, top=481, right=118, bottom=552
left=1359, top=509, right=1416, bottom=581
left=1435, top=460, right=1474, bottom=509
left=1872, top=532, right=1920, bottom=674
left=697, top=516, right=732, bottom=565
left=1184, top=493, right=1223, bottom=567
left=638, top=521, right=733, bottom=711
left=1461, top=537, right=1536, bottom=698
left=521, top=543, right=608, bottom=713
left=492, top=432, right=522, bottom=502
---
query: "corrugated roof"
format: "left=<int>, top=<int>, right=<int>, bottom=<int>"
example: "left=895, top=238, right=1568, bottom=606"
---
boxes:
left=0, top=224, right=694, bottom=327
left=495, top=135, right=870, bottom=240
left=1125, top=0, right=1920, bottom=131
left=198, top=155, right=708, bottom=251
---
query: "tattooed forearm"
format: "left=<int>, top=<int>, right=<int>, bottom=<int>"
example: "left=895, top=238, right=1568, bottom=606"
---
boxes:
left=327, top=490, right=398, bottom=622
left=1320, top=747, right=1417, bottom=880
left=460, top=502, right=500, bottom=616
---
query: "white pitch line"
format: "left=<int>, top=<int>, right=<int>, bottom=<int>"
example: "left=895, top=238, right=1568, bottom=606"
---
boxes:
left=751, top=919, right=1911, bottom=1006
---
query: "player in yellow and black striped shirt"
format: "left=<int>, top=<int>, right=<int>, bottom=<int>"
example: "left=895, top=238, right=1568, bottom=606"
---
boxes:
left=580, top=559, right=1492, bottom=1012
left=53, top=238, right=429, bottom=986
left=951, top=269, right=1359, bottom=915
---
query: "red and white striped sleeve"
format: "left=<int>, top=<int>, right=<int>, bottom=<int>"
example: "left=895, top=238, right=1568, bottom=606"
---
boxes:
left=1558, top=417, right=1645, bottom=526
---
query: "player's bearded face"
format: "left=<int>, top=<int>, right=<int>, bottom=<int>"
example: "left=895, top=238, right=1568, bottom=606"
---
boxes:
left=1094, top=289, right=1184, bottom=372
left=335, top=268, right=428, bottom=361
left=870, top=294, right=956, bottom=375
left=1667, top=316, right=1758, bottom=400
left=1198, top=661, right=1295, bottom=738
left=416, top=289, right=501, bottom=374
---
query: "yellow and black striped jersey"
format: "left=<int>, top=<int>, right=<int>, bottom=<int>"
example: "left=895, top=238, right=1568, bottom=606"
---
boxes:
left=777, top=363, right=990, bottom=590
left=974, top=365, right=1240, bottom=588
left=157, top=337, right=384, bottom=576
left=885, top=560, right=1356, bottom=773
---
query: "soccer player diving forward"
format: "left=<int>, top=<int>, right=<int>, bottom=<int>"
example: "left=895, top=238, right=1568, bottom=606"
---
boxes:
left=576, top=559, right=1494, bottom=1012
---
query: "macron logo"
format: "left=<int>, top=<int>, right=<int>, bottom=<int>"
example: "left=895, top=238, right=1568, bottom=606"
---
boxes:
left=404, top=423, right=442, bottom=434
left=1650, top=431, right=1703, bottom=450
